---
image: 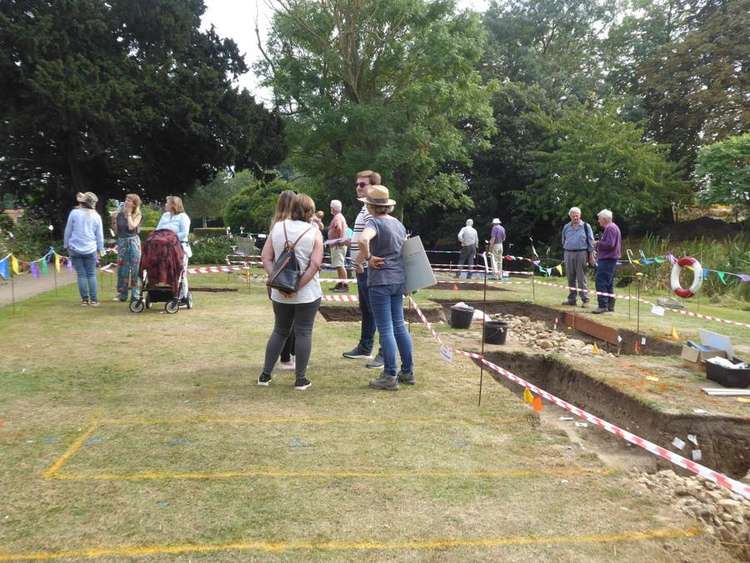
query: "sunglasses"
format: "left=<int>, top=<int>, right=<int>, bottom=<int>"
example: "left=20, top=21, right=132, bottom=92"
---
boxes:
left=356, top=182, right=368, bottom=188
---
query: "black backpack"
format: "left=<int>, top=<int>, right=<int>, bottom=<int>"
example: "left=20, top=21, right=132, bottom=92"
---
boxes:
left=267, top=222, right=313, bottom=293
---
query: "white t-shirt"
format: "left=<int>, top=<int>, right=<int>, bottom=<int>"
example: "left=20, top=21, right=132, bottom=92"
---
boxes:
left=269, top=219, right=322, bottom=304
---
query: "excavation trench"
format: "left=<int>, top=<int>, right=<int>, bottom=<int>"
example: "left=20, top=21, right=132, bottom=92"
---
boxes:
left=480, top=350, right=750, bottom=479
left=432, top=299, right=680, bottom=356
left=318, top=305, right=443, bottom=323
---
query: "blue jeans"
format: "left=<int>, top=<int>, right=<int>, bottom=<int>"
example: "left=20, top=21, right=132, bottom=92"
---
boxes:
left=368, top=283, right=413, bottom=376
left=595, top=259, right=617, bottom=309
left=357, top=269, right=377, bottom=353
left=70, top=251, right=98, bottom=301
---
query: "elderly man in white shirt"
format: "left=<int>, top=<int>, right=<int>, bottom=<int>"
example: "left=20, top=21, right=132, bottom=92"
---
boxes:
left=456, top=219, right=479, bottom=279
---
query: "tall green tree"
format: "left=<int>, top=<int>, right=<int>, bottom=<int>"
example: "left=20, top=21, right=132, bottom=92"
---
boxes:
left=634, top=0, right=750, bottom=166
left=517, top=103, right=686, bottom=229
left=0, top=0, right=286, bottom=224
left=695, top=133, right=750, bottom=209
left=257, top=0, right=495, bottom=220
left=184, top=170, right=253, bottom=227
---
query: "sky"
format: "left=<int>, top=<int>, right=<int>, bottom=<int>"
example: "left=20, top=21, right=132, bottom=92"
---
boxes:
left=201, top=0, right=490, bottom=105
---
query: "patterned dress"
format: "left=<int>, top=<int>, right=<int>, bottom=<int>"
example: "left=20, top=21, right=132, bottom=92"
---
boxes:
left=115, top=212, right=141, bottom=300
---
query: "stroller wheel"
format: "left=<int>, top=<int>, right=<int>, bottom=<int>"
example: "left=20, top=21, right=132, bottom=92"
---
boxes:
left=165, top=299, right=180, bottom=314
left=129, top=299, right=145, bottom=313
left=186, top=291, right=193, bottom=309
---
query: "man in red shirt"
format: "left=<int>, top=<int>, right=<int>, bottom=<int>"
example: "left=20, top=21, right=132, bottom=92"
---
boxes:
left=328, top=199, right=349, bottom=292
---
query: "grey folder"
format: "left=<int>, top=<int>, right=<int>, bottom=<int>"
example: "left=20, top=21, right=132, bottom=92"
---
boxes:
left=403, top=236, right=436, bottom=293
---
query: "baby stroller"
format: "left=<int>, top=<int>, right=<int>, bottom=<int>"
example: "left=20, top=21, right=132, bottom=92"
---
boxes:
left=129, top=229, right=193, bottom=314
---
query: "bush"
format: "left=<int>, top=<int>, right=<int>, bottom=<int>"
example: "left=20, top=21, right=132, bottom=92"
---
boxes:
left=0, top=213, right=52, bottom=260
left=224, top=176, right=297, bottom=233
left=189, top=235, right=234, bottom=264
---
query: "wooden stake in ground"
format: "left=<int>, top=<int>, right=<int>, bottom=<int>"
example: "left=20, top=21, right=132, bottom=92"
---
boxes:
left=10, top=268, right=16, bottom=315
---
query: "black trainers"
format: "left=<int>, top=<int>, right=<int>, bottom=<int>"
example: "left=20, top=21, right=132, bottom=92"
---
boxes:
left=294, top=377, right=311, bottom=390
left=366, top=353, right=384, bottom=369
left=561, top=300, right=575, bottom=306
left=342, top=347, right=373, bottom=360
left=258, top=373, right=272, bottom=386
left=81, top=298, right=90, bottom=306
left=397, top=371, right=415, bottom=385
left=369, top=373, right=399, bottom=391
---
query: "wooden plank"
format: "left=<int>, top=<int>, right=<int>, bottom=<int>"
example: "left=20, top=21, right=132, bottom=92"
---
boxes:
left=561, top=312, right=620, bottom=346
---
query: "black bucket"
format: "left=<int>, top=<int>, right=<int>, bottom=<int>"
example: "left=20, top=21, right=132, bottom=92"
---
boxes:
left=449, top=305, right=474, bottom=329
left=483, top=320, right=509, bottom=344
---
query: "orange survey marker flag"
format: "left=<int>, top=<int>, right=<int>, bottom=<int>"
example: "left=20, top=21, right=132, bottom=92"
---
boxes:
left=671, top=326, right=679, bottom=340
left=523, top=387, right=534, bottom=404
left=532, top=396, right=543, bottom=412
left=592, top=342, right=600, bottom=354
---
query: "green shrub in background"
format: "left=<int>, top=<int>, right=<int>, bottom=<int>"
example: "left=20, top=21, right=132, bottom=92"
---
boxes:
left=0, top=213, right=52, bottom=260
left=190, top=235, right=235, bottom=264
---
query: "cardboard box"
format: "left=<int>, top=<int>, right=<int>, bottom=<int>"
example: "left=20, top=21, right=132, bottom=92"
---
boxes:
left=681, top=343, right=727, bottom=363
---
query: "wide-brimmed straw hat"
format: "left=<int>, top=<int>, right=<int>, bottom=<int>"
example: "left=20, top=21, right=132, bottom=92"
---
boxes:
left=76, top=192, right=99, bottom=206
left=358, top=185, right=396, bottom=207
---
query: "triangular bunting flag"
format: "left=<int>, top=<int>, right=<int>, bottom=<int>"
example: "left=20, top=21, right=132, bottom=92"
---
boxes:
left=30, top=261, right=40, bottom=278
left=532, top=396, right=543, bottom=413
left=54, top=253, right=61, bottom=273
left=65, top=257, right=73, bottom=271
left=671, top=326, right=679, bottom=340
left=653, top=256, right=665, bottom=264
left=716, top=271, right=727, bottom=285
left=555, top=264, right=563, bottom=276
left=0, top=258, right=8, bottom=280
left=11, top=255, right=20, bottom=274
left=40, top=259, right=48, bottom=275
left=523, top=387, right=534, bottom=404
left=592, top=342, right=600, bottom=354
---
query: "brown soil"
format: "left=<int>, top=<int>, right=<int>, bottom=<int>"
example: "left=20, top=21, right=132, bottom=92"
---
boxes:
left=479, top=350, right=750, bottom=479
left=318, top=305, right=444, bottom=323
left=431, top=298, right=680, bottom=356
left=190, top=287, right=239, bottom=292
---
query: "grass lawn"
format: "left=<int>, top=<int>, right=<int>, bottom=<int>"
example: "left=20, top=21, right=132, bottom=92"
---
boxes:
left=0, top=270, right=739, bottom=561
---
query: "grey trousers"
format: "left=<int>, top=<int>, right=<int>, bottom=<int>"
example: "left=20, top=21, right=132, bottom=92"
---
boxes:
left=262, top=298, right=321, bottom=380
left=564, top=250, right=589, bottom=303
left=456, top=244, right=477, bottom=279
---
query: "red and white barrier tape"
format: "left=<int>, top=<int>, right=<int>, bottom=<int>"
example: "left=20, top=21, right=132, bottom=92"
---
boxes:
left=321, top=294, right=359, bottom=302
left=406, top=296, right=750, bottom=498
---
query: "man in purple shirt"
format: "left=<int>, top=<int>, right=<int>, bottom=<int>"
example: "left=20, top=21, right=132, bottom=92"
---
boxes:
left=489, top=218, right=506, bottom=280
left=592, top=209, right=621, bottom=314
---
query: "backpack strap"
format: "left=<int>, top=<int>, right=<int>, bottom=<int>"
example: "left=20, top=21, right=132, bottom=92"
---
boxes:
left=289, top=225, right=313, bottom=250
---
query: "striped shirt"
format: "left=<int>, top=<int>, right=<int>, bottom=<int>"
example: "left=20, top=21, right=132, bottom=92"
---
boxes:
left=350, top=204, right=372, bottom=256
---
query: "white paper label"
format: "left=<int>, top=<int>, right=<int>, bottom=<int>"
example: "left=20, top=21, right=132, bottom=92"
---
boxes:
left=651, top=305, right=665, bottom=316
left=672, top=437, right=686, bottom=450
left=575, top=422, right=589, bottom=428
left=617, top=335, right=623, bottom=343
left=641, top=337, right=647, bottom=345
left=692, top=449, right=702, bottom=461
left=688, top=434, right=699, bottom=447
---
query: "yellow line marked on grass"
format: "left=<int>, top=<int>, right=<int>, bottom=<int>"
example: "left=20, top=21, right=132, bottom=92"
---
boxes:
left=0, top=527, right=702, bottom=561
left=99, top=415, right=530, bottom=426
left=50, top=467, right=612, bottom=482
left=41, top=421, right=99, bottom=479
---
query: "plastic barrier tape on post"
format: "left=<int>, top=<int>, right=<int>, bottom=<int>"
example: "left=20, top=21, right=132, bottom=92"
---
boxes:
left=406, top=296, right=750, bottom=499
left=670, top=256, right=703, bottom=298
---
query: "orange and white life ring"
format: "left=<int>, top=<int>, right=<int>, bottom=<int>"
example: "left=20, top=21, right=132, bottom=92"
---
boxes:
left=670, top=256, right=703, bottom=298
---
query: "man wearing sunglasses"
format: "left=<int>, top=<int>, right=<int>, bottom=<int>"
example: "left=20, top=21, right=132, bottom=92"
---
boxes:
left=342, top=170, right=384, bottom=369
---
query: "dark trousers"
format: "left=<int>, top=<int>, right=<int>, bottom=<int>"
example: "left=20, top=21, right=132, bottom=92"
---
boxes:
left=595, top=259, right=617, bottom=310
left=281, top=333, right=295, bottom=362
left=357, top=269, right=377, bottom=353
left=262, top=298, right=320, bottom=379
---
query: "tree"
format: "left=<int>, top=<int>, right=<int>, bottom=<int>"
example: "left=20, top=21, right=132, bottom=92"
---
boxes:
left=223, top=176, right=299, bottom=233
left=184, top=170, right=254, bottom=227
left=256, top=0, right=495, bottom=221
left=516, top=103, right=686, bottom=230
left=0, top=0, right=287, bottom=224
left=695, top=133, right=750, bottom=209
left=634, top=0, right=750, bottom=167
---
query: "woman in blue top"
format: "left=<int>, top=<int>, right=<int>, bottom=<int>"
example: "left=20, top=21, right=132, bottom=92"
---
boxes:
left=355, top=185, right=414, bottom=391
left=63, top=192, right=105, bottom=306
left=156, top=196, right=191, bottom=298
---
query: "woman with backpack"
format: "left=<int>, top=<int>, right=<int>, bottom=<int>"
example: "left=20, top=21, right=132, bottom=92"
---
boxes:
left=258, top=193, right=323, bottom=390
